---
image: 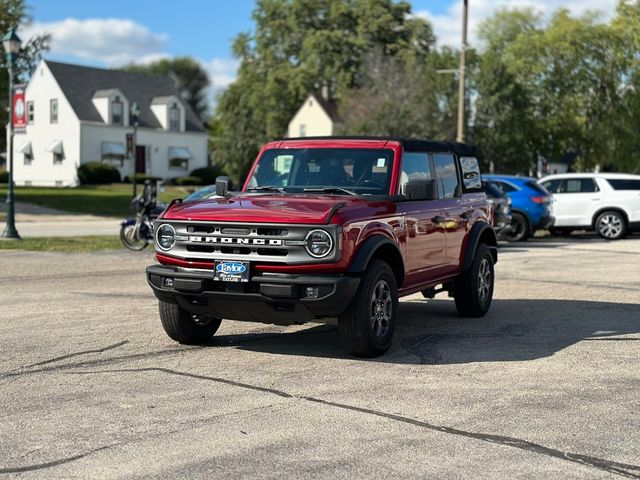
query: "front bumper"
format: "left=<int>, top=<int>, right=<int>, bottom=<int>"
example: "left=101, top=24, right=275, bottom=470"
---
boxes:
left=146, top=265, right=360, bottom=325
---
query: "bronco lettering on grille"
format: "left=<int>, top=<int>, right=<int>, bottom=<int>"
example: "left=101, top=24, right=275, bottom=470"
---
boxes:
left=188, top=236, right=284, bottom=246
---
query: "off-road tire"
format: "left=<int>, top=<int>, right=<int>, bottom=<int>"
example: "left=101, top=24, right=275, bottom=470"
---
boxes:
left=504, top=213, right=530, bottom=242
left=159, top=301, right=222, bottom=344
left=338, top=259, right=398, bottom=357
left=453, top=243, right=495, bottom=318
left=595, top=211, right=626, bottom=240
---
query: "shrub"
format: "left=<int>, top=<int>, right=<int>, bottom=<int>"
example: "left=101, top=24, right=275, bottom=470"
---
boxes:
left=77, top=162, right=121, bottom=185
left=190, top=165, right=222, bottom=185
left=123, top=174, right=163, bottom=184
left=0, top=169, right=7, bottom=183
left=173, top=176, right=203, bottom=186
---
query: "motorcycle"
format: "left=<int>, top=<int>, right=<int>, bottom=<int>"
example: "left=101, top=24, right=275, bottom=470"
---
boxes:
left=120, top=181, right=166, bottom=251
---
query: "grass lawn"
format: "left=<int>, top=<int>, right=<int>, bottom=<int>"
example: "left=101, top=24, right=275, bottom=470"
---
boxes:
left=0, top=235, right=122, bottom=252
left=0, top=184, right=191, bottom=217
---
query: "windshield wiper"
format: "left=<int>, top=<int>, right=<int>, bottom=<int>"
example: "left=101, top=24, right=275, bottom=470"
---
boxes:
left=247, top=186, right=287, bottom=194
left=303, top=187, right=357, bottom=196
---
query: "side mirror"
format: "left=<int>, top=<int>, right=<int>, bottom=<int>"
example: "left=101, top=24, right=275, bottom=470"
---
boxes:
left=215, top=176, right=234, bottom=197
left=404, top=179, right=437, bottom=201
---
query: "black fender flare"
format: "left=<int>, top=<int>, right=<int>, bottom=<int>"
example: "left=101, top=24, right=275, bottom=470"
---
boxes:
left=461, top=222, right=498, bottom=271
left=348, top=235, right=405, bottom=285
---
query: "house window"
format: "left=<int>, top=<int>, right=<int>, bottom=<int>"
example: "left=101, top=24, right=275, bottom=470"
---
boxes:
left=169, top=103, right=180, bottom=131
left=299, top=124, right=306, bottom=137
left=168, top=157, right=188, bottom=170
left=53, top=152, right=63, bottom=164
left=50, top=99, right=58, bottom=123
left=24, top=153, right=33, bottom=165
left=112, top=97, right=123, bottom=125
left=27, top=101, right=34, bottom=124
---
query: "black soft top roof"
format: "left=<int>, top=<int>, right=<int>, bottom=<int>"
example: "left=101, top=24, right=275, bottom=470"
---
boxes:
left=278, top=136, right=477, bottom=156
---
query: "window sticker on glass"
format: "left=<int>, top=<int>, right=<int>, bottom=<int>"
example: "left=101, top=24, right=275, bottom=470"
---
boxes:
left=377, top=158, right=386, bottom=168
left=460, top=156, right=481, bottom=189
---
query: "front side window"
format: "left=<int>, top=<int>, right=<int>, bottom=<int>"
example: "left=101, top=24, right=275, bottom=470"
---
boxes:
left=169, top=103, right=180, bottom=131
left=541, top=179, right=562, bottom=194
left=433, top=153, right=460, bottom=199
left=27, top=101, right=34, bottom=124
left=400, top=152, right=432, bottom=195
left=247, top=148, right=394, bottom=195
left=607, top=179, right=640, bottom=190
left=50, top=99, right=58, bottom=123
left=112, top=97, right=123, bottom=125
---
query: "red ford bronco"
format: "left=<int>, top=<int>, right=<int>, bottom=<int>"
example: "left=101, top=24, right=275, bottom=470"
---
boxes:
left=147, top=137, right=497, bottom=357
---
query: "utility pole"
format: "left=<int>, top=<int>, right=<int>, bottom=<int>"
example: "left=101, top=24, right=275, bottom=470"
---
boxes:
left=456, top=0, right=469, bottom=143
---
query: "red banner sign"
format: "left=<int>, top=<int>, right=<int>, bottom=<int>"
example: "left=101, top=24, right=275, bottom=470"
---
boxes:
left=12, top=84, right=27, bottom=132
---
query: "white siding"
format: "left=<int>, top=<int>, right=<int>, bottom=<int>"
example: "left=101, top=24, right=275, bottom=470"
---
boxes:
left=287, top=94, right=334, bottom=138
left=11, top=62, right=80, bottom=186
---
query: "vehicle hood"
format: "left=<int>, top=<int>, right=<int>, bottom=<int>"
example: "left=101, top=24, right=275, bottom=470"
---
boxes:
left=161, top=194, right=372, bottom=224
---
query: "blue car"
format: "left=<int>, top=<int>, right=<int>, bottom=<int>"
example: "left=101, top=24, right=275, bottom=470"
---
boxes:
left=483, top=175, right=555, bottom=241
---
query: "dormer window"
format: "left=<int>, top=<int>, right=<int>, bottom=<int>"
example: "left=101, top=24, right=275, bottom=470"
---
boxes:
left=169, top=103, right=180, bottom=131
left=112, top=96, right=123, bottom=125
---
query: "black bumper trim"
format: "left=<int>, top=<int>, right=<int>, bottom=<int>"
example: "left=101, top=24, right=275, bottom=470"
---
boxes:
left=146, top=265, right=360, bottom=324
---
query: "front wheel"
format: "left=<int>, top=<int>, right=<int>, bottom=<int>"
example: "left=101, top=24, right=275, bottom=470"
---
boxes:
left=159, top=301, right=222, bottom=344
left=596, top=211, right=626, bottom=240
left=453, top=244, right=495, bottom=318
left=338, top=259, right=398, bottom=357
left=120, top=222, right=150, bottom=251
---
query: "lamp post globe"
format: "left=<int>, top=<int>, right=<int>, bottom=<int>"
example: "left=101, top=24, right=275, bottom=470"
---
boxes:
left=1, top=27, right=22, bottom=240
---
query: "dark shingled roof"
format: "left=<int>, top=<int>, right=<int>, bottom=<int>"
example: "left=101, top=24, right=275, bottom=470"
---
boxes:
left=312, top=92, right=341, bottom=123
left=45, top=60, right=205, bottom=133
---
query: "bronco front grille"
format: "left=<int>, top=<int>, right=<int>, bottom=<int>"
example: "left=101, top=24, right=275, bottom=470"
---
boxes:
left=155, top=220, right=341, bottom=265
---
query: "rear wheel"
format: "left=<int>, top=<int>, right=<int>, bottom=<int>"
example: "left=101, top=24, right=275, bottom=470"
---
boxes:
left=338, top=259, right=398, bottom=357
left=159, top=301, right=222, bottom=344
left=596, top=211, right=626, bottom=240
left=453, top=244, right=495, bottom=318
left=504, top=213, right=530, bottom=242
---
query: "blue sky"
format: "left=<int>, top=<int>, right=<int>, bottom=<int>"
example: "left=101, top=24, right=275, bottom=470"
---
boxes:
left=23, top=0, right=615, bottom=90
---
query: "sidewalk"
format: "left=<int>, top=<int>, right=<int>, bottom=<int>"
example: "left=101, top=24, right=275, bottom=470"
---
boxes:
left=0, top=201, right=120, bottom=237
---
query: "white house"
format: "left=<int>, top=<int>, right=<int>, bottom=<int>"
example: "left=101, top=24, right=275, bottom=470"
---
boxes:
left=287, top=89, right=342, bottom=138
left=10, top=60, right=208, bottom=186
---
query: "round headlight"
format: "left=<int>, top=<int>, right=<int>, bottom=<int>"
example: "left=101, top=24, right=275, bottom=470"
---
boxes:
left=305, top=229, right=333, bottom=258
left=156, top=224, right=176, bottom=251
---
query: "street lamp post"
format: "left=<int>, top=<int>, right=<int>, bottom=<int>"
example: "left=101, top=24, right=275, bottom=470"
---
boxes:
left=130, top=101, right=140, bottom=198
left=456, top=0, right=469, bottom=143
left=1, top=28, right=22, bottom=240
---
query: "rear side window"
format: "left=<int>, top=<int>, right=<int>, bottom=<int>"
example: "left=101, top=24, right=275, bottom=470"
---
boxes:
left=433, top=153, right=460, bottom=199
left=563, top=178, right=598, bottom=193
left=607, top=179, right=640, bottom=190
left=493, top=181, right=517, bottom=193
left=460, top=156, right=482, bottom=191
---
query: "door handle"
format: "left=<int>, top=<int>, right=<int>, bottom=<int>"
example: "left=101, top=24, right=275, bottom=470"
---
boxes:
left=431, top=215, right=446, bottom=224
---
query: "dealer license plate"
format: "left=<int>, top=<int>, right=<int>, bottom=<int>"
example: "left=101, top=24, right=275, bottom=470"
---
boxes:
left=213, top=260, right=250, bottom=283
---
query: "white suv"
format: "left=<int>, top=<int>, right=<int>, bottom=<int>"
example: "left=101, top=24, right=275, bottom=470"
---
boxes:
left=538, top=173, right=640, bottom=240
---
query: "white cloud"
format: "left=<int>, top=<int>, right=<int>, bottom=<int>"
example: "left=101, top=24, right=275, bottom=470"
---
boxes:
left=21, top=17, right=169, bottom=66
left=204, top=58, right=239, bottom=91
left=415, top=0, right=617, bottom=49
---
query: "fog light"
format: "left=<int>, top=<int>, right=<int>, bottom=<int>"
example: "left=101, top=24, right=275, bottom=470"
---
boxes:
left=163, top=277, right=174, bottom=288
left=304, top=286, right=318, bottom=299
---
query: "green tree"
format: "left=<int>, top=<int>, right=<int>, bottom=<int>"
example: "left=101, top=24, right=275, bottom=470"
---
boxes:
left=1, top=0, right=50, bottom=153
left=212, top=0, right=435, bottom=181
left=121, top=57, right=210, bottom=123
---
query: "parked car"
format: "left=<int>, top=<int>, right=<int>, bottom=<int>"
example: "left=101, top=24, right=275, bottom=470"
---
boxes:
left=483, top=175, right=554, bottom=241
left=146, top=137, right=498, bottom=357
left=538, top=173, right=640, bottom=240
left=482, top=181, right=512, bottom=238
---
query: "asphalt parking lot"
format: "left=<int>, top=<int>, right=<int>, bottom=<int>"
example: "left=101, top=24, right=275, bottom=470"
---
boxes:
left=1, top=236, right=639, bottom=479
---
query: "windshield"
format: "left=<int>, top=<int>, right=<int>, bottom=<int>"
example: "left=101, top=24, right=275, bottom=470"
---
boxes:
left=246, top=148, right=395, bottom=195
